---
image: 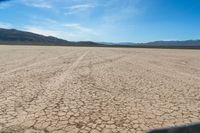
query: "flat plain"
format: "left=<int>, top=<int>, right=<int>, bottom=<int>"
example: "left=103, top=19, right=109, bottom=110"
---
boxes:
left=0, top=45, right=199, bottom=133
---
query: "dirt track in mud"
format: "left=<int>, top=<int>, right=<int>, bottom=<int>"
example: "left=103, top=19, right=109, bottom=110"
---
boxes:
left=0, top=45, right=199, bottom=133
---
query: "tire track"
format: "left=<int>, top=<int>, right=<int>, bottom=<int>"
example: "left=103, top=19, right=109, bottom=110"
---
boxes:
left=31, top=51, right=89, bottom=110
left=0, top=51, right=76, bottom=77
left=46, top=51, right=89, bottom=89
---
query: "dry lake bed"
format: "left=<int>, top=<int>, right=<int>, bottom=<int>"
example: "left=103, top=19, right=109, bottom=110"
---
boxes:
left=0, top=45, right=199, bottom=133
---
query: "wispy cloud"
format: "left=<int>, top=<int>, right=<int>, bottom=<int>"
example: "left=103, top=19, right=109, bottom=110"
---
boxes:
left=22, top=0, right=52, bottom=8
left=23, top=25, right=95, bottom=41
left=100, top=0, right=141, bottom=23
left=65, top=4, right=95, bottom=15
left=0, top=2, right=11, bottom=9
left=22, top=17, right=98, bottom=41
left=25, top=26, right=78, bottom=40
left=68, top=4, right=94, bottom=10
left=24, top=26, right=60, bottom=36
left=64, top=23, right=97, bottom=35
left=0, top=22, right=12, bottom=28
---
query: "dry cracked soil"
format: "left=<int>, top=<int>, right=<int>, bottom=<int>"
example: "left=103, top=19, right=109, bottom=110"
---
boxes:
left=0, top=45, right=199, bottom=133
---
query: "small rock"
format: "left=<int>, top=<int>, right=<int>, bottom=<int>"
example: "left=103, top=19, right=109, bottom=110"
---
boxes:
left=102, top=128, right=112, bottom=133
left=101, top=115, right=110, bottom=121
left=90, top=129, right=100, bottom=133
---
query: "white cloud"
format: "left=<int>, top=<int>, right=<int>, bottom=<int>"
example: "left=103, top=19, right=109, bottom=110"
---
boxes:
left=101, top=0, right=141, bottom=24
left=0, top=22, right=12, bottom=29
left=23, top=26, right=77, bottom=40
left=64, top=23, right=97, bottom=35
left=65, top=4, right=95, bottom=15
left=23, top=25, right=95, bottom=41
left=22, top=0, right=52, bottom=8
left=68, top=4, right=94, bottom=10
left=24, top=26, right=59, bottom=36
left=23, top=18, right=99, bottom=41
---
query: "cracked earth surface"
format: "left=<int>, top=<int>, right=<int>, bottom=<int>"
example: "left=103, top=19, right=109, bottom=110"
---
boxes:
left=0, top=45, right=199, bottom=133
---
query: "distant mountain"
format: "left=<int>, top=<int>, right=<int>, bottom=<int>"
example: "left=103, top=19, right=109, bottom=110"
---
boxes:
left=142, top=40, right=200, bottom=47
left=0, top=28, right=69, bottom=44
left=0, top=28, right=103, bottom=46
left=0, top=28, right=200, bottom=48
left=102, top=40, right=200, bottom=49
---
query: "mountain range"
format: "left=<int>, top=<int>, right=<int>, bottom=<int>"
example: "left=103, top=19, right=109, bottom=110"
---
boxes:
left=0, top=28, right=103, bottom=46
left=0, top=28, right=200, bottom=48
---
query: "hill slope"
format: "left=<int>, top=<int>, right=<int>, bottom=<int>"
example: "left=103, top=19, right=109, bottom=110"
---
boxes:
left=0, top=28, right=103, bottom=46
left=0, top=28, right=200, bottom=48
left=0, top=28, right=69, bottom=44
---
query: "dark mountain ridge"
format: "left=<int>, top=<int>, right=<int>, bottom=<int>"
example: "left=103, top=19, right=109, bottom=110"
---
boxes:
left=0, top=28, right=200, bottom=48
left=0, top=28, right=68, bottom=44
left=0, top=28, right=104, bottom=46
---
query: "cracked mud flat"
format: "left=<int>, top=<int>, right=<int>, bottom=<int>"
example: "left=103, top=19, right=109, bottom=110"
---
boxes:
left=0, top=45, right=199, bottom=133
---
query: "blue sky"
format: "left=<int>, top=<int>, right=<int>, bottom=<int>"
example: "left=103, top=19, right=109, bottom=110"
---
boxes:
left=0, top=0, right=200, bottom=42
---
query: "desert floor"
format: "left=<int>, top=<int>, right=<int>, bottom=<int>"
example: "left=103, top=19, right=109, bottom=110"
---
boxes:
left=0, top=45, right=199, bottom=133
